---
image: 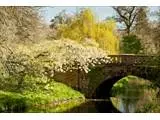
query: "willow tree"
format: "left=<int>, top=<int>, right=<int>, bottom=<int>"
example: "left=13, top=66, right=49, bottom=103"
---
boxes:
left=55, top=8, right=96, bottom=41
left=95, top=20, right=119, bottom=54
left=51, top=8, right=119, bottom=54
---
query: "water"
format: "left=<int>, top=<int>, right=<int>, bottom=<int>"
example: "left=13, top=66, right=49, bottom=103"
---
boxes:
left=64, top=97, right=160, bottom=113
left=65, top=99, right=120, bottom=113
left=64, top=78, right=160, bottom=113
left=1, top=96, right=160, bottom=113
left=25, top=95, right=160, bottom=113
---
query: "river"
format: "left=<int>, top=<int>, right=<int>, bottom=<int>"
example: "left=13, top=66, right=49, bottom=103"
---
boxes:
left=65, top=97, right=160, bottom=113
left=27, top=96, right=160, bottom=113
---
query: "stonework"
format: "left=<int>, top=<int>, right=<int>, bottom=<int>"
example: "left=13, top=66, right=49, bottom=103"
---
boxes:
left=54, top=55, right=160, bottom=98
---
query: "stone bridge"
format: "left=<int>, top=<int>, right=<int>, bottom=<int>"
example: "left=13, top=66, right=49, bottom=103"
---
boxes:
left=54, top=54, right=160, bottom=99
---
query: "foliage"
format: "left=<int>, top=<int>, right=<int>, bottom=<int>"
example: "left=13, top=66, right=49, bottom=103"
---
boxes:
left=0, top=7, right=44, bottom=44
left=134, top=7, right=157, bottom=54
left=95, top=20, right=119, bottom=54
left=28, top=98, right=84, bottom=113
left=134, top=7, right=150, bottom=34
left=111, top=76, right=160, bottom=113
left=22, top=76, right=84, bottom=101
left=111, top=76, right=129, bottom=96
left=152, top=8, right=160, bottom=53
left=135, top=84, right=160, bottom=113
left=0, top=91, right=28, bottom=112
left=2, top=39, right=110, bottom=81
left=111, top=76, right=152, bottom=98
left=136, top=102, right=160, bottom=113
left=113, top=7, right=160, bottom=54
left=0, top=7, right=46, bottom=75
left=121, top=35, right=142, bottom=54
left=51, top=8, right=119, bottom=54
left=53, top=8, right=96, bottom=41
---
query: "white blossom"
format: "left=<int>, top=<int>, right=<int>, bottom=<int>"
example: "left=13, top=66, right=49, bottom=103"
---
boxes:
left=5, top=39, right=111, bottom=77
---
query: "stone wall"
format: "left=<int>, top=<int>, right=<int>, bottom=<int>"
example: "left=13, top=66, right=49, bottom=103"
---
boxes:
left=53, top=70, right=89, bottom=95
left=54, top=71, right=78, bottom=89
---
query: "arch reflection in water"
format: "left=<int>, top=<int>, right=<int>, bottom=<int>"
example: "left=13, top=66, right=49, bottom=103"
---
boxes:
left=65, top=99, right=120, bottom=113
left=110, top=76, right=160, bottom=113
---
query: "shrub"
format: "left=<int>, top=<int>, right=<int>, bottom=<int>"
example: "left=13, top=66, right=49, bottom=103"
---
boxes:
left=121, top=35, right=143, bottom=54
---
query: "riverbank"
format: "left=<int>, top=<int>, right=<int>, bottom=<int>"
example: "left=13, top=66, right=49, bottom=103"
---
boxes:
left=0, top=80, right=85, bottom=113
left=29, top=97, right=84, bottom=113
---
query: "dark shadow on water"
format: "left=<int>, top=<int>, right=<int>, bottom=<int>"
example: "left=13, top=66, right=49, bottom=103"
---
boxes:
left=64, top=77, right=126, bottom=113
left=64, top=99, right=120, bottom=113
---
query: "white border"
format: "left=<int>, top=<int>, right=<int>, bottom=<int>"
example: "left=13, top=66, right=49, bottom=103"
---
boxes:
left=0, top=0, right=160, bottom=120
left=0, top=113, right=160, bottom=120
left=0, top=0, right=160, bottom=6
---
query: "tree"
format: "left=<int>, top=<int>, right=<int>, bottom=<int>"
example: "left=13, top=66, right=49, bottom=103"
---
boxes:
left=55, top=8, right=96, bottom=41
left=0, top=7, right=45, bottom=79
left=3, top=39, right=111, bottom=80
left=51, top=8, right=119, bottom=54
left=50, top=10, right=73, bottom=29
left=113, top=7, right=140, bottom=35
left=121, top=35, right=142, bottom=54
left=134, top=7, right=150, bottom=34
left=0, top=7, right=44, bottom=44
left=95, top=20, right=119, bottom=54
left=134, top=7, right=156, bottom=54
left=152, top=8, right=160, bottom=54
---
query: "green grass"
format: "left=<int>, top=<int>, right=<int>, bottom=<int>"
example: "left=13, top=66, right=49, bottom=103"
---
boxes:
left=23, top=81, right=85, bottom=105
left=0, top=76, right=85, bottom=112
left=0, top=91, right=28, bottom=112
left=28, top=98, right=84, bottom=113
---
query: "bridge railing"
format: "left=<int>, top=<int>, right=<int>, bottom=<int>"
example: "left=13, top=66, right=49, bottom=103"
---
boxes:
left=108, top=54, right=158, bottom=66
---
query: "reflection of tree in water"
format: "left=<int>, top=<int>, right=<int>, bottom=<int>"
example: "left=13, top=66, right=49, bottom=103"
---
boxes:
left=121, top=78, right=144, bottom=112
left=135, top=84, right=160, bottom=112
left=111, top=75, right=159, bottom=113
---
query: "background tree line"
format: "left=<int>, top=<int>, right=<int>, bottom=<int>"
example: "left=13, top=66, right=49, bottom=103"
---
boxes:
left=1, top=6, right=160, bottom=55
left=113, top=6, right=160, bottom=54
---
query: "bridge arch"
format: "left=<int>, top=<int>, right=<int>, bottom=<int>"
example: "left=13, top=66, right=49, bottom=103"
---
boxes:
left=92, top=76, right=125, bottom=99
left=91, top=66, right=160, bottom=99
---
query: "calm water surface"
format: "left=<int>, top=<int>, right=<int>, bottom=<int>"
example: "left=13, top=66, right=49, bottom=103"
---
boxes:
left=65, top=97, right=160, bottom=113
left=66, top=98, right=120, bottom=113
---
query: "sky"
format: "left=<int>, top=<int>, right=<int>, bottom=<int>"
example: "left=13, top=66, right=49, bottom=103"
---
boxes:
left=40, top=7, right=116, bottom=24
left=40, top=6, right=159, bottom=24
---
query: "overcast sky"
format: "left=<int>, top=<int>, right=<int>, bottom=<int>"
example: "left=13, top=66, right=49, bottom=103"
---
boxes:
left=40, top=6, right=159, bottom=24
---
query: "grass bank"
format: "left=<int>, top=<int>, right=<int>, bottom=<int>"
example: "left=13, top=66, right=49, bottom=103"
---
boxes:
left=0, top=76, right=85, bottom=112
